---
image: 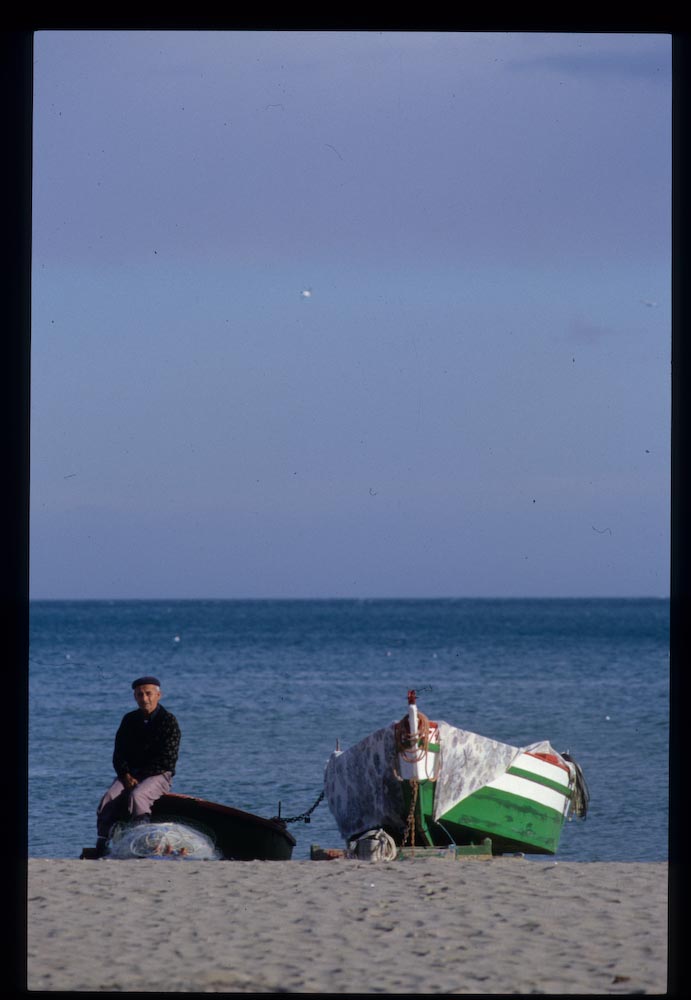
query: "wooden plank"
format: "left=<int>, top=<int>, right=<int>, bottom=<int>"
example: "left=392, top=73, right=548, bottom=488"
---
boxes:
left=397, top=840, right=493, bottom=860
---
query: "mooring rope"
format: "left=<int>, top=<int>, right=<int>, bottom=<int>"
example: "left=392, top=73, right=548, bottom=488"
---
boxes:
left=394, top=710, right=431, bottom=761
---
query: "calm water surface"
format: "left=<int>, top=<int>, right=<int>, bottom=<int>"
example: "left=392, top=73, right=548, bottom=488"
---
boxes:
left=29, top=598, right=669, bottom=861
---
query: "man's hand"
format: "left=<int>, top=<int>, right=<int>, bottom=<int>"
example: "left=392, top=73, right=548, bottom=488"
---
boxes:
left=121, top=772, right=139, bottom=790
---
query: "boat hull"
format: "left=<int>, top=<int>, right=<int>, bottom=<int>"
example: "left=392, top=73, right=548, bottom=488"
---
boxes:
left=404, top=751, right=573, bottom=855
left=151, top=793, right=296, bottom=860
left=323, top=706, right=587, bottom=858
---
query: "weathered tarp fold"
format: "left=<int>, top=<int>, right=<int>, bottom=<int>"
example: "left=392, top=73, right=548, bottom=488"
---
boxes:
left=323, top=724, right=404, bottom=841
left=432, top=724, right=556, bottom=820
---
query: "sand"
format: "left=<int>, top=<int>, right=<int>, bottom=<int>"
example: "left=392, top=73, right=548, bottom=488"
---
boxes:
left=26, top=857, right=667, bottom=994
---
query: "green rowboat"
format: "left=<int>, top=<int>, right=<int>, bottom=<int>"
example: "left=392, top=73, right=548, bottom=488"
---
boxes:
left=323, top=690, right=588, bottom=857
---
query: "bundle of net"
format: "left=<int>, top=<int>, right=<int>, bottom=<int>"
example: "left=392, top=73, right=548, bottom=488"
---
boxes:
left=107, top=821, right=221, bottom=860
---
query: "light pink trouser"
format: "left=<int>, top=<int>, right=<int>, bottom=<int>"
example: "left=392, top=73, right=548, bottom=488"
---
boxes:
left=97, top=771, right=172, bottom=839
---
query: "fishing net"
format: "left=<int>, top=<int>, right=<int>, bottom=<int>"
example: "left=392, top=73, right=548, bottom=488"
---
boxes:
left=106, top=821, right=221, bottom=860
left=561, top=751, right=590, bottom=819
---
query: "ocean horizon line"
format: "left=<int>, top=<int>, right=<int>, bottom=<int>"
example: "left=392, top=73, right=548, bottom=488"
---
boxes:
left=28, top=594, right=670, bottom=603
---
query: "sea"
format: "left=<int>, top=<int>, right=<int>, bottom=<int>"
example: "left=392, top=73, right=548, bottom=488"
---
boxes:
left=28, top=598, right=669, bottom=862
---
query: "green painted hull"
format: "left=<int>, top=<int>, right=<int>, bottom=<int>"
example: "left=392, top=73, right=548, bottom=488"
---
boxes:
left=403, top=776, right=569, bottom=855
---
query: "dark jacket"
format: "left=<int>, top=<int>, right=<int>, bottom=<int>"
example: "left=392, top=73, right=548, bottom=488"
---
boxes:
left=112, top=705, right=181, bottom=779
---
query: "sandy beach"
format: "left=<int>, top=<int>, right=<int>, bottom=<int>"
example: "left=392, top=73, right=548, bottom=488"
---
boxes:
left=27, top=857, right=667, bottom=994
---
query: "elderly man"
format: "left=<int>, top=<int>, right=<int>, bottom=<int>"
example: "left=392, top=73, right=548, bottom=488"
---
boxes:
left=94, top=676, right=181, bottom=856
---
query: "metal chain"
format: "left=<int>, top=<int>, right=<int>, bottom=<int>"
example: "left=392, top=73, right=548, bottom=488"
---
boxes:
left=400, top=778, right=418, bottom=851
left=273, top=789, right=325, bottom=825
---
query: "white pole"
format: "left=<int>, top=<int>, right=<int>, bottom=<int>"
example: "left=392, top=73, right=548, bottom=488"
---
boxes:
left=408, top=701, right=418, bottom=747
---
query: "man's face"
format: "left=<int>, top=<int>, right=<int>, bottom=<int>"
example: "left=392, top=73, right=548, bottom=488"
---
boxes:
left=134, top=684, right=162, bottom=716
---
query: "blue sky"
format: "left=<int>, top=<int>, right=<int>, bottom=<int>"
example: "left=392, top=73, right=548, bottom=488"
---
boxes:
left=30, top=30, right=671, bottom=599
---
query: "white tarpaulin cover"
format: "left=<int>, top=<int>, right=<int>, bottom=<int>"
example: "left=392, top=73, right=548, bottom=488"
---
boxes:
left=433, top=723, right=556, bottom=820
left=323, top=725, right=406, bottom=841
left=323, top=720, right=559, bottom=841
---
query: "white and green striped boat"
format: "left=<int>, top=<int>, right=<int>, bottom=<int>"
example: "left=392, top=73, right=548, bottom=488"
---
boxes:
left=323, top=690, right=588, bottom=857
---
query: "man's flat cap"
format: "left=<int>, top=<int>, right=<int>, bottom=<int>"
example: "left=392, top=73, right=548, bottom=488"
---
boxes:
left=132, top=676, right=161, bottom=689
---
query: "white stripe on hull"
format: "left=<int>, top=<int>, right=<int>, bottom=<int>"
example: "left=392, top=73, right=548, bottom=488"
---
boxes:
left=485, top=772, right=570, bottom=815
left=512, top=752, right=571, bottom=787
